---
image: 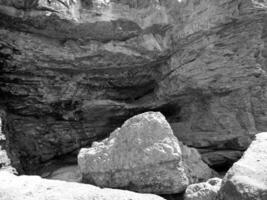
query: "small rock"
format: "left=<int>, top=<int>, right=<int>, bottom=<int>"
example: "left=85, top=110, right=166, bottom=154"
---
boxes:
left=78, top=112, right=189, bottom=194
left=184, top=177, right=222, bottom=200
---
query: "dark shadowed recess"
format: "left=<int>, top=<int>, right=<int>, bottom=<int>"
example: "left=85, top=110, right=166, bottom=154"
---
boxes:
left=161, top=193, right=185, bottom=200
left=212, top=163, right=235, bottom=173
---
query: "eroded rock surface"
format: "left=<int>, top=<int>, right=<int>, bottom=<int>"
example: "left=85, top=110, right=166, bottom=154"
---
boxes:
left=1, top=0, right=267, bottom=172
left=41, top=165, right=82, bottom=182
left=219, top=132, right=267, bottom=200
left=78, top=112, right=189, bottom=194
left=0, top=171, right=166, bottom=200
left=0, top=109, right=18, bottom=174
left=184, top=177, right=222, bottom=200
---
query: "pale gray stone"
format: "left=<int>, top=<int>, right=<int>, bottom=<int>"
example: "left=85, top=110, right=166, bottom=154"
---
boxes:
left=78, top=112, right=189, bottom=194
left=219, top=132, right=267, bottom=200
left=184, top=178, right=222, bottom=200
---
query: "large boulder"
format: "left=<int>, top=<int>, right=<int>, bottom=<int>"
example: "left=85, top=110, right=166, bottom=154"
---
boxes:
left=78, top=112, right=189, bottom=194
left=219, top=132, right=267, bottom=200
left=0, top=171, right=165, bottom=200
left=44, top=142, right=216, bottom=184
left=184, top=178, right=222, bottom=200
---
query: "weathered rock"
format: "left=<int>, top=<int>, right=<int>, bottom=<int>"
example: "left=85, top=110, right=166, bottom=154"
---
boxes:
left=0, top=171, right=166, bottom=200
left=184, top=177, right=222, bottom=200
left=179, top=142, right=217, bottom=184
left=78, top=112, right=189, bottom=194
left=0, top=109, right=18, bottom=174
left=219, top=132, right=267, bottom=200
left=1, top=0, right=267, bottom=172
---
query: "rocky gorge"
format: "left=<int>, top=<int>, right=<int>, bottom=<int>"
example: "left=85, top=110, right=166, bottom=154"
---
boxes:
left=0, top=0, right=267, bottom=199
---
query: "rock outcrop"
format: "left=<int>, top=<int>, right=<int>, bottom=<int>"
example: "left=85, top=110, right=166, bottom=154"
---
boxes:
left=184, top=178, right=222, bottom=200
left=0, top=171, right=165, bottom=200
left=78, top=112, right=189, bottom=194
left=219, top=132, right=267, bottom=200
left=1, top=0, right=267, bottom=172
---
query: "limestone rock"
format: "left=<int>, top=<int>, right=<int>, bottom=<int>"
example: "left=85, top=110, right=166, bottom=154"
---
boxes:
left=78, top=112, right=189, bottom=194
left=1, top=0, right=267, bottom=172
left=0, top=171, right=166, bottom=200
left=179, top=142, right=217, bottom=184
left=219, top=132, right=267, bottom=200
left=184, top=178, right=222, bottom=200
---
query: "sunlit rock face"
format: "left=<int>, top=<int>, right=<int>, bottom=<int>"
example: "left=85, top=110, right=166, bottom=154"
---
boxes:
left=0, top=109, right=19, bottom=173
left=78, top=112, right=189, bottom=194
left=78, top=112, right=216, bottom=194
left=0, top=0, right=267, bottom=172
left=219, top=132, right=267, bottom=200
left=184, top=177, right=222, bottom=200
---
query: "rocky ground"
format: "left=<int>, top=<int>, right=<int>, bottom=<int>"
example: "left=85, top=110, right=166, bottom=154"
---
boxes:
left=0, top=0, right=267, bottom=199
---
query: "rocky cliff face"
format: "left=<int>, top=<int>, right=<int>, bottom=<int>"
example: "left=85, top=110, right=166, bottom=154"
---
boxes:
left=0, top=0, right=267, bottom=173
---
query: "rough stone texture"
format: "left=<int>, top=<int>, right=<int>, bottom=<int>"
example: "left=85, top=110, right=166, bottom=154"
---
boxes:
left=0, top=109, right=18, bottom=174
left=0, top=171, right=166, bottom=200
left=219, top=132, right=267, bottom=200
left=184, top=177, right=222, bottom=200
left=78, top=112, right=189, bottom=194
left=179, top=142, right=217, bottom=184
left=1, top=0, right=267, bottom=172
